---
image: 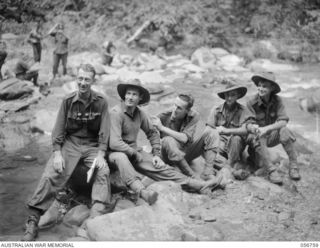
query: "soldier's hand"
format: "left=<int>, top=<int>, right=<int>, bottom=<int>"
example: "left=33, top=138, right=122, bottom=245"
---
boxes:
left=150, top=116, right=163, bottom=131
left=258, top=126, right=270, bottom=137
left=133, top=151, right=143, bottom=164
left=216, top=126, right=226, bottom=134
left=153, top=155, right=165, bottom=169
left=53, top=151, right=65, bottom=174
left=95, top=154, right=108, bottom=171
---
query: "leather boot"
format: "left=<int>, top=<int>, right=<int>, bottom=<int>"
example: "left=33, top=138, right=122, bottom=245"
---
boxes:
left=129, top=180, right=158, bottom=205
left=187, top=174, right=223, bottom=194
left=268, top=170, right=283, bottom=185
left=283, top=142, right=301, bottom=180
left=21, top=215, right=39, bottom=241
left=177, top=158, right=197, bottom=178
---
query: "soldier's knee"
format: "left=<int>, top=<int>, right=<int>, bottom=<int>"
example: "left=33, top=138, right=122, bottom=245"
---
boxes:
left=162, top=136, right=179, bottom=150
left=108, top=152, right=129, bottom=164
left=279, top=127, right=295, bottom=144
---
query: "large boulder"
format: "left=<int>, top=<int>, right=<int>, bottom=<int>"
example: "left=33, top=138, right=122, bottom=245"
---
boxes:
left=191, top=47, right=217, bottom=70
left=86, top=181, right=207, bottom=241
left=248, top=59, right=299, bottom=72
left=30, top=109, right=58, bottom=134
left=0, top=78, right=34, bottom=100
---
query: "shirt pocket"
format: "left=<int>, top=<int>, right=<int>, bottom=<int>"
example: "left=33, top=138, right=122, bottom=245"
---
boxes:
left=87, top=112, right=102, bottom=134
left=66, top=111, right=83, bottom=133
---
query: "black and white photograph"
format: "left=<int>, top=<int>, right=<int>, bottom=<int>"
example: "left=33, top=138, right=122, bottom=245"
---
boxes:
left=0, top=0, right=320, bottom=245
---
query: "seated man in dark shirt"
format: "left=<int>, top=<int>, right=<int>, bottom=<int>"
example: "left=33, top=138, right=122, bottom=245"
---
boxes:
left=14, top=52, right=39, bottom=86
left=21, top=64, right=112, bottom=241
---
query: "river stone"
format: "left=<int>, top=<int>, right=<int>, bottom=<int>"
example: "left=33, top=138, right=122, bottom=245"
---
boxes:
left=30, top=109, right=58, bottom=133
left=248, top=59, right=299, bottom=72
left=191, top=47, right=217, bottom=70
left=63, top=204, right=90, bottom=227
left=86, top=197, right=185, bottom=240
left=0, top=78, right=34, bottom=100
left=247, top=176, right=285, bottom=194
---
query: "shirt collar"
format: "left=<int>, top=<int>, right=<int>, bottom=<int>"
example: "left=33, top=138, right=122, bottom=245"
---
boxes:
left=71, top=89, right=98, bottom=104
left=255, top=94, right=276, bottom=107
left=121, top=102, right=139, bottom=118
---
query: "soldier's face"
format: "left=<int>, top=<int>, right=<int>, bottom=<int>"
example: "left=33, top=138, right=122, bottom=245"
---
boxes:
left=124, top=88, right=142, bottom=107
left=77, top=69, right=94, bottom=95
left=257, top=81, right=273, bottom=97
left=171, top=97, right=189, bottom=121
left=224, top=90, right=239, bottom=106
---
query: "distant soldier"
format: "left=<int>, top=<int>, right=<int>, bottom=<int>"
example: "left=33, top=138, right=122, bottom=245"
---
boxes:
left=27, top=20, right=43, bottom=62
left=14, top=51, right=39, bottom=86
left=49, top=23, right=68, bottom=80
left=101, top=41, right=116, bottom=66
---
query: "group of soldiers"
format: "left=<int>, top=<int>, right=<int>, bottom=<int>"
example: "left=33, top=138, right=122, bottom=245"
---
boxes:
left=21, top=61, right=301, bottom=241
left=0, top=20, right=69, bottom=85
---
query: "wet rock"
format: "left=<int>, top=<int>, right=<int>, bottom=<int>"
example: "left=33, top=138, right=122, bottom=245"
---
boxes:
left=217, top=54, right=245, bottom=70
left=135, top=53, right=166, bottom=71
left=86, top=197, right=184, bottom=240
left=248, top=59, right=299, bottom=72
left=0, top=78, right=34, bottom=100
left=181, top=231, right=199, bottom=241
left=210, top=48, right=229, bottom=57
left=191, top=47, right=217, bottom=70
left=63, top=204, right=90, bottom=227
left=76, top=226, right=90, bottom=240
left=30, top=109, right=57, bottom=134
left=145, top=83, right=164, bottom=95
left=248, top=176, right=284, bottom=194
left=114, top=199, right=136, bottom=212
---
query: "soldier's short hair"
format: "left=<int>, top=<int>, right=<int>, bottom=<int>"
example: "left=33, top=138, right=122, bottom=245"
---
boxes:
left=178, top=93, right=194, bottom=109
left=78, top=63, right=96, bottom=79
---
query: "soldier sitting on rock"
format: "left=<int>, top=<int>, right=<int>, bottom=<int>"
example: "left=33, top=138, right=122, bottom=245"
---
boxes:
left=21, top=64, right=113, bottom=241
left=151, top=93, right=223, bottom=181
left=107, top=79, right=225, bottom=205
left=247, top=71, right=301, bottom=181
left=14, top=51, right=39, bottom=86
left=208, top=80, right=283, bottom=184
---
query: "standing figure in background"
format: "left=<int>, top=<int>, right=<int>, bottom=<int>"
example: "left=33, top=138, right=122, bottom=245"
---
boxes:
left=49, top=23, right=68, bottom=80
left=28, top=20, right=42, bottom=63
left=101, top=41, right=116, bottom=66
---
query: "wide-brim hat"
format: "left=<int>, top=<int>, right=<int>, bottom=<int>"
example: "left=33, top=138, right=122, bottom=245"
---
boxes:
left=251, top=71, right=281, bottom=94
left=117, top=79, right=150, bottom=105
left=217, top=80, right=247, bottom=100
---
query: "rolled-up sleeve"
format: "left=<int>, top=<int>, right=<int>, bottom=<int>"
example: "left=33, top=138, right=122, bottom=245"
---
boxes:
left=52, top=99, right=67, bottom=151
left=141, top=111, right=161, bottom=156
left=276, top=97, right=289, bottom=122
left=109, top=109, right=136, bottom=156
left=206, top=107, right=218, bottom=128
left=98, top=100, right=110, bottom=151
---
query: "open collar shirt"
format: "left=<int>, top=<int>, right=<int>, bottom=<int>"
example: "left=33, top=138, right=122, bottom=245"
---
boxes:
left=109, top=103, right=161, bottom=157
